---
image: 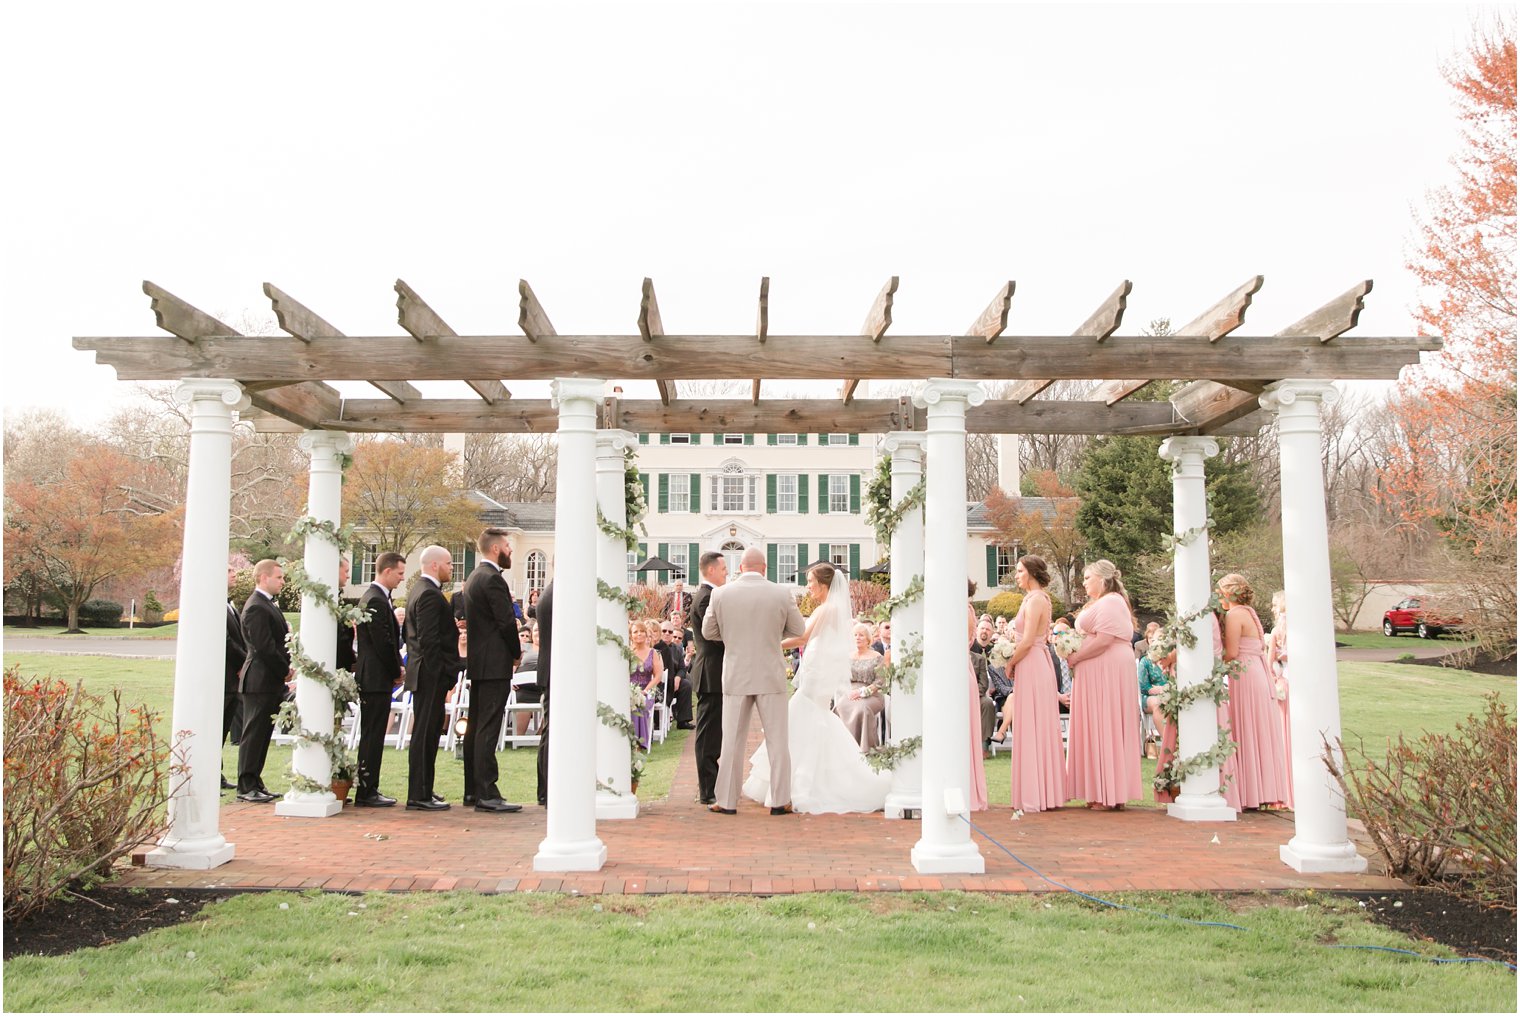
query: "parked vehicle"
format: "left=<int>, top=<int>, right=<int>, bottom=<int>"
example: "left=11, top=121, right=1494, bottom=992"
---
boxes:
left=1382, top=597, right=1463, bottom=639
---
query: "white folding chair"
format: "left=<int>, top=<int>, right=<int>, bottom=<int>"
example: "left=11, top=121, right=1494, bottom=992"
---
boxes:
left=389, top=690, right=414, bottom=750
left=342, top=700, right=362, bottom=750
left=501, top=672, right=543, bottom=749
left=443, top=675, right=469, bottom=753
left=647, top=681, right=670, bottom=746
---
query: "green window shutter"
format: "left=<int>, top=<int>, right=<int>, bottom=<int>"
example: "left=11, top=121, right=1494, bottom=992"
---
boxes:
left=690, top=434, right=700, bottom=445
left=766, top=474, right=777, bottom=513
left=640, top=473, right=651, bottom=508
left=688, top=543, right=699, bottom=579
left=817, top=543, right=830, bottom=570
left=798, top=433, right=808, bottom=446
left=796, top=546, right=807, bottom=585
left=744, top=434, right=754, bottom=445
left=638, top=433, right=649, bottom=445
left=767, top=434, right=777, bottom=446
left=767, top=543, right=777, bottom=576
left=849, top=433, right=859, bottom=446
left=464, top=547, right=475, bottom=572
left=660, top=433, right=670, bottom=445
left=657, top=473, right=669, bottom=513
left=850, top=544, right=860, bottom=577
left=817, top=473, right=829, bottom=514
left=797, top=474, right=809, bottom=514
left=986, top=545, right=998, bottom=588
left=639, top=542, right=648, bottom=569
left=850, top=474, right=861, bottom=514
left=712, top=432, right=723, bottom=445
left=657, top=543, right=668, bottom=584
left=689, top=474, right=701, bottom=513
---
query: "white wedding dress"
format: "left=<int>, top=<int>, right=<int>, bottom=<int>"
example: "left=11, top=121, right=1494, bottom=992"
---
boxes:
left=743, top=571, right=892, bottom=814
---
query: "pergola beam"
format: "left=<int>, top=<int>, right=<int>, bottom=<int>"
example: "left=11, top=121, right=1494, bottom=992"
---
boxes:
left=844, top=276, right=898, bottom=404
left=1005, top=279, right=1133, bottom=403
left=638, top=278, right=673, bottom=405
left=968, top=281, right=1015, bottom=343
left=751, top=276, right=768, bottom=405
left=265, top=282, right=420, bottom=404
left=1093, top=274, right=1265, bottom=406
left=395, top=278, right=510, bottom=404
left=517, top=279, right=556, bottom=342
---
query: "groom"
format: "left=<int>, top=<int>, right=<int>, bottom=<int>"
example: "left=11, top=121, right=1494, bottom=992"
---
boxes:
left=701, top=547, right=806, bottom=815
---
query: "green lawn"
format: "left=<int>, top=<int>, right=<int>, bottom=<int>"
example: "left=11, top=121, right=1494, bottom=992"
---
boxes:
left=3, top=891, right=1512, bottom=1012
left=4, top=623, right=180, bottom=639
left=1335, top=630, right=1475, bottom=651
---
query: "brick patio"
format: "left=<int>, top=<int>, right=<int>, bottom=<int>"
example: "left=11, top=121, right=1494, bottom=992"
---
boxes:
left=125, top=729, right=1401, bottom=896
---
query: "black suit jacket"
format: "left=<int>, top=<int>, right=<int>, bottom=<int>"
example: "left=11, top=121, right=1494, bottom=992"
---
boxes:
left=463, top=563, right=521, bottom=684
left=404, top=577, right=463, bottom=694
left=535, top=581, right=554, bottom=694
left=238, top=592, right=290, bottom=696
left=225, top=601, right=247, bottom=695
left=689, top=583, right=724, bottom=696
left=355, top=584, right=402, bottom=695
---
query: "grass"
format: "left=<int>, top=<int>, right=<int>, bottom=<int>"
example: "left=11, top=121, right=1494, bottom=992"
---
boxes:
left=4, top=623, right=181, bottom=639
left=1334, top=630, right=1472, bottom=651
left=3, top=891, right=1512, bottom=1012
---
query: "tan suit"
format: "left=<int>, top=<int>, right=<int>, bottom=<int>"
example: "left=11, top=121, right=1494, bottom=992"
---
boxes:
left=702, top=570, right=806, bottom=809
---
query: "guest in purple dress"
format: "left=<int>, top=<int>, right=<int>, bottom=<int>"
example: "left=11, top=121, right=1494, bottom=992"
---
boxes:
left=993, top=555, right=1068, bottom=812
left=628, top=620, right=664, bottom=747
left=1063, top=559, right=1141, bottom=810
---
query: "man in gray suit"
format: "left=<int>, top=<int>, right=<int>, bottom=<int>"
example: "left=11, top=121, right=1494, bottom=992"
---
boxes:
left=701, top=547, right=806, bottom=815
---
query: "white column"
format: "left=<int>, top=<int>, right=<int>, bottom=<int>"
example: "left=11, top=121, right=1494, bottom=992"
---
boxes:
left=535, top=378, right=609, bottom=872
left=145, top=379, right=247, bottom=870
left=1158, top=437, right=1236, bottom=823
left=276, top=430, right=352, bottom=818
left=594, top=429, right=638, bottom=819
left=910, top=380, right=986, bottom=874
left=883, top=432, right=927, bottom=820
left=1262, top=380, right=1367, bottom=873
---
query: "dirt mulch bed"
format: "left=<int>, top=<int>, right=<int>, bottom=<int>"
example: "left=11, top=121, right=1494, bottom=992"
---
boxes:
left=1335, top=885, right=1516, bottom=965
left=1395, top=645, right=1516, bottom=677
left=3, top=886, right=244, bottom=959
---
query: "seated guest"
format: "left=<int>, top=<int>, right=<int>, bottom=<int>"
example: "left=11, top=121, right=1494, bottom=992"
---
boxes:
left=628, top=620, right=664, bottom=746
left=511, top=624, right=542, bottom=737
left=657, top=620, right=694, bottom=729
left=971, top=650, right=998, bottom=759
left=836, top=623, right=887, bottom=749
left=970, top=617, right=995, bottom=658
left=870, top=621, right=890, bottom=657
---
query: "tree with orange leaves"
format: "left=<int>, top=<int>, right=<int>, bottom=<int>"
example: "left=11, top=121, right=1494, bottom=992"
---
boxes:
left=341, top=438, right=483, bottom=562
left=1384, top=18, right=1516, bottom=655
left=983, top=470, right=1087, bottom=603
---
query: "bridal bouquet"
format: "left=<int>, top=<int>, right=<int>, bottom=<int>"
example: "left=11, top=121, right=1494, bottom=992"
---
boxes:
left=1051, top=629, right=1084, bottom=659
left=988, top=638, right=1017, bottom=667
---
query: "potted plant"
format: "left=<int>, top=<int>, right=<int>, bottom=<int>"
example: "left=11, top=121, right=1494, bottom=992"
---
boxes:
left=331, top=752, right=357, bottom=804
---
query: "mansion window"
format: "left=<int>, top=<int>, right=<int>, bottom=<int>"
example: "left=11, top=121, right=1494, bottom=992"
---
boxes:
left=670, top=433, right=691, bottom=444
left=829, top=474, right=850, bottom=514
left=669, top=472, right=690, bottom=514
left=710, top=462, right=759, bottom=513
left=776, top=433, right=799, bottom=446
left=669, top=544, right=689, bottom=583
left=777, top=544, right=798, bottom=585
left=827, top=433, right=849, bottom=446
left=627, top=550, right=639, bottom=586
left=525, top=550, right=547, bottom=592
left=723, top=434, right=744, bottom=445
left=357, top=543, right=379, bottom=584
left=996, top=545, right=1019, bottom=587
left=776, top=473, right=798, bottom=513
left=829, top=544, right=850, bottom=571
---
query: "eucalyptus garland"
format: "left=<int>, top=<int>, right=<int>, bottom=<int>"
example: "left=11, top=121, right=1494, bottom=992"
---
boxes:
left=866, top=476, right=926, bottom=547
left=596, top=701, right=648, bottom=787
left=596, top=625, right=644, bottom=671
left=623, top=447, right=648, bottom=529
left=1153, top=726, right=1238, bottom=794
left=596, top=508, right=639, bottom=553
left=597, top=578, right=644, bottom=613
left=875, top=636, right=923, bottom=695
left=872, top=574, right=925, bottom=623
left=1155, top=658, right=1239, bottom=724
left=1160, top=518, right=1215, bottom=553
left=286, top=516, right=359, bottom=551
left=864, top=735, right=922, bottom=773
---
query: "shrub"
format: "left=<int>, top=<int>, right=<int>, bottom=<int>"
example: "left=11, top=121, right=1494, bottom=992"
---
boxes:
left=625, top=582, right=667, bottom=620
left=1329, top=693, right=1516, bottom=911
left=848, top=579, right=887, bottom=621
left=78, top=600, right=125, bottom=627
left=2, top=667, right=177, bottom=922
left=986, top=591, right=1024, bottom=619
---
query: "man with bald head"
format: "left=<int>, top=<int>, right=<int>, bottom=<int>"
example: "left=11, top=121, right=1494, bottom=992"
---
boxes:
left=701, top=546, right=806, bottom=815
left=403, top=545, right=463, bottom=810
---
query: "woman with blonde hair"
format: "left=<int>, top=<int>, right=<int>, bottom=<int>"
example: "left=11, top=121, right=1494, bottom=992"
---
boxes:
left=1218, top=573, right=1289, bottom=810
left=1266, top=590, right=1293, bottom=808
left=1062, top=559, right=1141, bottom=809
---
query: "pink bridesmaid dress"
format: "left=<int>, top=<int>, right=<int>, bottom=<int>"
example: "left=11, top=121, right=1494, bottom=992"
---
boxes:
left=1067, top=592, right=1141, bottom=807
left=968, top=659, right=989, bottom=811
left=1008, top=594, right=1067, bottom=811
left=1272, top=627, right=1295, bottom=809
left=1212, top=614, right=1243, bottom=812
left=1227, top=607, right=1290, bottom=809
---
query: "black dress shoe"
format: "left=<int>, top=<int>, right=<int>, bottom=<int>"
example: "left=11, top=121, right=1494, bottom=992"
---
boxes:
left=237, top=789, right=276, bottom=804
left=406, top=799, right=451, bottom=811
left=474, top=797, right=523, bottom=813
left=430, top=793, right=445, bottom=804
left=676, top=722, right=695, bottom=730
left=354, top=793, right=397, bottom=808
left=462, top=795, right=477, bottom=806
left=770, top=804, right=794, bottom=816
left=709, top=804, right=737, bottom=815
left=696, top=795, right=716, bottom=805
left=220, top=776, right=236, bottom=790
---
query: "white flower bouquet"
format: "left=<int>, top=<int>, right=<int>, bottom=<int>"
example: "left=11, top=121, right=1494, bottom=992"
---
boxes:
left=988, top=638, right=1017, bottom=667
left=1052, top=629, right=1085, bottom=659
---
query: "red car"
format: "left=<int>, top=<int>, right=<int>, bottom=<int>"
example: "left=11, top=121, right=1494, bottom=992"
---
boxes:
left=1382, top=597, right=1462, bottom=639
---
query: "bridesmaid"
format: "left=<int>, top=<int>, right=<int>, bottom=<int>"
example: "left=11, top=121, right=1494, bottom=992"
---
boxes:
left=966, top=579, right=989, bottom=812
left=1267, top=591, right=1294, bottom=809
left=1064, top=560, right=1141, bottom=810
left=992, top=555, right=1068, bottom=812
left=1219, top=574, right=1289, bottom=810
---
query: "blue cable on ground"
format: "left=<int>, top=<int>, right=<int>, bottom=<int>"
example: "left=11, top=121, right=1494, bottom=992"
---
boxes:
left=959, top=813, right=1516, bottom=972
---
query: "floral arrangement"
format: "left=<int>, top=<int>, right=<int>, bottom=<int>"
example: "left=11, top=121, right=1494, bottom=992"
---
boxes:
left=1051, top=629, right=1084, bottom=658
left=988, top=638, right=1017, bottom=667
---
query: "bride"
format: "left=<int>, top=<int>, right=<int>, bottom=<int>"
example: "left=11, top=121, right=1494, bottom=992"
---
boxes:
left=743, top=562, right=892, bottom=813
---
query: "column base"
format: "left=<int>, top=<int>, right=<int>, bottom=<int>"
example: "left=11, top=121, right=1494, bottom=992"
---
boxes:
left=883, top=792, right=922, bottom=819
left=275, top=792, right=343, bottom=818
left=1280, top=838, right=1368, bottom=874
left=143, top=839, right=236, bottom=871
left=910, top=840, right=986, bottom=875
left=595, top=790, right=640, bottom=820
left=534, top=837, right=608, bottom=872
left=1167, top=793, right=1239, bottom=823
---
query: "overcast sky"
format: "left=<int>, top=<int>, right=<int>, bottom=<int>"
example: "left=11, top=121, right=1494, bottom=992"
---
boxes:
left=0, top=2, right=1490, bottom=426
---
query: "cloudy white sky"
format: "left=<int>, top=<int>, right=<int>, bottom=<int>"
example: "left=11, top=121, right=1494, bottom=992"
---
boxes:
left=0, top=2, right=1489, bottom=425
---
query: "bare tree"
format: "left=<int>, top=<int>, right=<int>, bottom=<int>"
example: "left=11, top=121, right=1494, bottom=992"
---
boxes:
left=463, top=433, right=558, bottom=503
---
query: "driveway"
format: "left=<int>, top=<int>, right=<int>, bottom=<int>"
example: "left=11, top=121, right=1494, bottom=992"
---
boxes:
left=3, top=636, right=177, bottom=659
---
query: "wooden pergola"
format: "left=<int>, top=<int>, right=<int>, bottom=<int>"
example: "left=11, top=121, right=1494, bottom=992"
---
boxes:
left=80, top=275, right=1436, bottom=878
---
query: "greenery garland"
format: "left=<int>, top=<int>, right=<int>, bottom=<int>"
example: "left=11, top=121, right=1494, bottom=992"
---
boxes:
left=871, top=575, right=924, bottom=623
left=623, top=447, right=648, bottom=531
left=596, top=625, right=644, bottom=671
left=596, top=508, right=639, bottom=553
left=866, top=476, right=926, bottom=548
left=596, top=700, right=648, bottom=788
left=875, top=636, right=923, bottom=695
left=1154, top=726, right=1238, bottom=794
left=597, top=578, right=644, bottom=614
left=864, top=735, right=921, bottom=773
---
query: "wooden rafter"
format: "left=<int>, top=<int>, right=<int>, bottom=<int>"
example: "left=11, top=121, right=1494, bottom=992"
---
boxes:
left=517, top=280, right=556, bottom=343
left=1171, top=280, right=1375, bottom=432
left=751, top=276, right=768, bottom=405
left=638, top=278, right=673, bottom=405
left=843, top=276, right=898, bottom=404
left=394, top=278, right=510, bottom=404
left=1092, top=275, right=1265, bottom=406
left=1004, top=280, right=1132, bottom=404
left=968, top=281, right=1015, bottom=343
left=264, top=283, right=420, bottom=405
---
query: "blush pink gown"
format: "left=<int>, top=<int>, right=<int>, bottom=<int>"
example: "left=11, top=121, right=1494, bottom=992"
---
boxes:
left=1272, top=627, right=1295, bottom=809
left=1213, top=614, right=1243, bottom=812
left=1227, top=607, right=1290, bottom=809
left=1009, top=594, right=1068, bottom=811
left=1067, top=593, right=1141, bottom=807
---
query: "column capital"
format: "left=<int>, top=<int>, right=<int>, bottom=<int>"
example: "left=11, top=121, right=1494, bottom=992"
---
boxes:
left=883, top=431, right=928, bottom=457
left=1259, top=379, right=1340, bottom=414
left=913, top=378, right=986, bottom=411
left=551, top=377, right=605, bottom=408
left=1158, top=435, right=1220, bottom=464
left=298, top=430, right=354, bottom=457
left=172, top=378, right=250, bottom=412
left=595, top=429, right=637, bottom=456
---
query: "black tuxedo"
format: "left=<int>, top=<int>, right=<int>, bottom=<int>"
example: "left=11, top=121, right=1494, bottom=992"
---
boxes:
left=404, top=576, right=463, bottom=803
left=222, top=601, right=247, bottom=750
left=533, top=581, right=553, bottom=805
left=462, top=562, right=522, bottom=801
left=656, top=639, right=693, bottom=726
left=354, top=583, right=402, bottom=797
left=237, top=591, right=291, bottom=794
left=689, top=582, right=725, bottom=802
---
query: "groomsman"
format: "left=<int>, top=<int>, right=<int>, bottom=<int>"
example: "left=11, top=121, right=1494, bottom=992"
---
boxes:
left=335, top=557, right=356, bottom=677
left=236, top=560, right=292, bottom=802
left=689, top=551, right=728, bottom=805
left=461, top=527, right=524, bottom=813
left=533, top=580, right=554, bottom=806
left=404, top=546, right=462, bottom=810
left=353, top=552, right=405, bottom=807
left=221, top=563, right=247, bottom=790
